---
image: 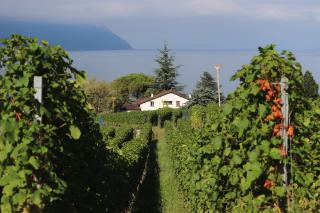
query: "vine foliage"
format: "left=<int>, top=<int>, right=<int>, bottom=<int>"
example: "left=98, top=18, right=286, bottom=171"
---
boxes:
left=0, top=35, right=109, bottom=212
left=165, top=45, right=320, bottom=212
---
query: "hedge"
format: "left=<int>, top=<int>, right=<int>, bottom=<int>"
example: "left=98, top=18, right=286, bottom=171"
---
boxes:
left=101, top=108, right=183, bottom=128
left=102, top=111, right=157, bottom=126
left=109, top=127, right=134, bottom=148
left=100, top=126, right=116, bottom=140
left=106, top=124, right=152, bottom=212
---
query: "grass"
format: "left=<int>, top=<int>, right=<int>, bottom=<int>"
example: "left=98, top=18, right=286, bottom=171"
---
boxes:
left=154, top=127, right=186, bottom=213
left=133, top=127, right=186, bottom=213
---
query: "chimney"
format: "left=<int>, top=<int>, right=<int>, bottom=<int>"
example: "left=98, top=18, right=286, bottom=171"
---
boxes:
left=151, top=93, right=154, bottom=97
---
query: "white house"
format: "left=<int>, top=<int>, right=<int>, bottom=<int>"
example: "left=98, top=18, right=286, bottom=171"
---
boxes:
left=137, top=89, right=190, bottom=111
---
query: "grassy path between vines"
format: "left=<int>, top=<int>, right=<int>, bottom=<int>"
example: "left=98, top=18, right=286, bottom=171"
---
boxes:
left=133, top=127, right=186, bottom=213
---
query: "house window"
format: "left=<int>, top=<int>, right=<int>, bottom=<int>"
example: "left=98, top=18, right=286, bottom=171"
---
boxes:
left=150, top=101, right=154, bottom=107
left=164, top=101, right=173, bottom=106
left=176, top=101, right=180, bottom=107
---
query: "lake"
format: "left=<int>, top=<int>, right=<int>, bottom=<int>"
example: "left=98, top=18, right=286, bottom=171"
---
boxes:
left=69, top=49, right=320, bottom=94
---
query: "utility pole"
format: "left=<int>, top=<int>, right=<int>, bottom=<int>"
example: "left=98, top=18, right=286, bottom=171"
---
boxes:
left=214, top=64, right=222, bottom=107
left=34, top=76, right=43, bottom=122
left=112, top=96, right=116, bottom=113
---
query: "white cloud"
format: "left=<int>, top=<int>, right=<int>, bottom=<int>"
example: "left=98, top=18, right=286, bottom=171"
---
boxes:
left=0, top=0, right=319, bottom=23
left=246, top=3, right=320, bottom=21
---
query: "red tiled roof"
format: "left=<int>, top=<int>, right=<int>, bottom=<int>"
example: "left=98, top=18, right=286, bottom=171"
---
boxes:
left=137, top=89, right=190, bottom=104
left=122, top=102, right=140, bottom=111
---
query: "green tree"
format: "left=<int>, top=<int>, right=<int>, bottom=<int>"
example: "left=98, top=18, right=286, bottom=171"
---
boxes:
left=154, top=42, right=183, bottom=91
left=303, top=70, right=319, bottom=99
left=83, top=78, right=112, bottom=113
left=189, top=71, right=224, bottom=106
left=112, top=73, right=154, bottom=102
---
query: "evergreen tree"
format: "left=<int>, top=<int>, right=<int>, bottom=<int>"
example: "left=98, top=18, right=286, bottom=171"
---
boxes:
left=303, top=70, right=319, bottom=99
left=154, top=42, right=183, bottom=91
left=189, top=71, right=224, bottom=106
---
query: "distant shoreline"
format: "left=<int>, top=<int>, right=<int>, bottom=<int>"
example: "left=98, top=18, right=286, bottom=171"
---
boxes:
left=69, top=49, right=320, bottom=54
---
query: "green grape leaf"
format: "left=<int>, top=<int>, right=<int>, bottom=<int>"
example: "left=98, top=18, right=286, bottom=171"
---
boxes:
left=251, top=84, right=260, bottom=95
left=12, top=191, right=27, bottom=205
left=223, top=103, right=233, bottom=115
left=69, top=125, right=81, bottom=140
left=29, top=156, right=40, bottom=169
left=258, top=104, right=267, bottom=117
left=270, top=148, right=281, bottom=160
left=75, top=72, right=87, bottom=85
left=232, top=153, right=242, bottom=165
left=259, top=140, right=270, bottom=154
left=213, top=136, right=223, bottom=150
left=274, top=186, right=286, bottom=197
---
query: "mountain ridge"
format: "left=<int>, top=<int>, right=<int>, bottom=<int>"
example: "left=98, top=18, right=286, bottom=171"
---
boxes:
left=0, top=20, right=133, bottom=51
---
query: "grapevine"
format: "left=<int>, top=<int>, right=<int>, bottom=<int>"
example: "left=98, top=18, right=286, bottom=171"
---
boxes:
left=165, top=45, right=320, bottom=212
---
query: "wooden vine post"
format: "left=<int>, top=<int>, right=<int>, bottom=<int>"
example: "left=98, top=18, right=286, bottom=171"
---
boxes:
left=280, top=76, right=289, bottom=211
left=214, top=64, right=222, bottom=107
left=280, top=77, right=289, bottom=185
left=34, top=76, right=43, bottom=122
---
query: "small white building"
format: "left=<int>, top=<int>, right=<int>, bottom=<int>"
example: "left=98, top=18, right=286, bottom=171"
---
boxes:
left=137, top=90, right=190, bottom=111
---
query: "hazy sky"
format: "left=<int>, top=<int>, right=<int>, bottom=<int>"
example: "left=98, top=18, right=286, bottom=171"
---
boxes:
left=1, top=0, right=320, bottom=49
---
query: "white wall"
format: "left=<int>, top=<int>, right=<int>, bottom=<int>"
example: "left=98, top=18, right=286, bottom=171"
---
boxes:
left=140, top=93, right=189, bottom=111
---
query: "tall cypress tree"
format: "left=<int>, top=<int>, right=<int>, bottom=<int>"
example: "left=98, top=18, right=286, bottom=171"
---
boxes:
left=189, top=71, right=224, bottom=106
left=154, top=42, right=182, bottom=91
left=303, top=70, right=319, bottom=99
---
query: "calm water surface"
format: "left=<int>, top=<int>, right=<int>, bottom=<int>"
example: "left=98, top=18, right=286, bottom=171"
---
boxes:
left=70, top=50, right=320, bottom=94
